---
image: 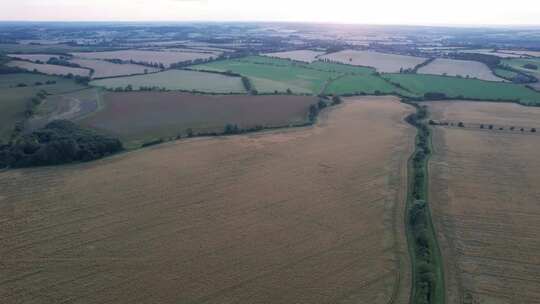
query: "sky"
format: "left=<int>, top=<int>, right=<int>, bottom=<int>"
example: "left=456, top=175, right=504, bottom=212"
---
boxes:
left=1, top=0, right=540, bottom=26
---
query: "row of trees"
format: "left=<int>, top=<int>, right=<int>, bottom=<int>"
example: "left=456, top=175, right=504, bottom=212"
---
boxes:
left=405, top=103, right=440, bottom=304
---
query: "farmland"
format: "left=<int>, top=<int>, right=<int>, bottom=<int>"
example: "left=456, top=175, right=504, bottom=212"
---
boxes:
left=501, top=58, right=540, bottom=90
left=80, top=92, right=317, bottom=147
left=0, top=97, right=415, bottom=304
left=192, top=56, right=339, bottom=94
left=6, top=60, right=91, bottom=77
left=7, top=54, right=61, bottom=62
left=384, top=74, right=540, bottom=105
left=262, top=50, right=325, bottom=62
left=426, top=101, right=540, bottom=304
left=320, top=50, right=427, bottom=73
left=192, top=56, right=408, bottom=95
left=71, top=50, right=218, bottom=67
left=0, top=74, right=86, bottom=141
left=417, top=58, right=504, bottom=82
left=70, top=58, right=160, bottom=79
left=89, top=70, right=246, bottom=93
left=325, top=74, right=409, bottom=96
left=26, top=88, right=102, bottom=131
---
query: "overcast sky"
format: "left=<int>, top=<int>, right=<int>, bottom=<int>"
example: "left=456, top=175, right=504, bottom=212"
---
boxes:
left=2, top=0, right=539, bottom=26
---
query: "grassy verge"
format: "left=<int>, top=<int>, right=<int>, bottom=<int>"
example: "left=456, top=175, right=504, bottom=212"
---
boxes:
left=403, top=102, right=445, bottom=304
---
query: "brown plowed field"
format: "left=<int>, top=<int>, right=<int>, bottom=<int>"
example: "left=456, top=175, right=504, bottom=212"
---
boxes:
left=0, top=97, right=414, bottom=304
left=427, top=101, right=540, bottom=304
left=80, top=92, right=318, bottom=147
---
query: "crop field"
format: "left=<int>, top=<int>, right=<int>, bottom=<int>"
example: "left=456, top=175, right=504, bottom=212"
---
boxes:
left=89, top=70, right=246, bottom=93
left=454, top=49, right=523, bottom=58
left=500, top=49, right=540, bottom=57
left=425, top=101, right=540, bottom=304
left=417, top=58, right=505, bottom=82
left=0, top=97, right=415, bottom=304
left=0, top=73, right=62, bottom=88
left=192, top=56, right=405, bottom=94
left=80, top=92, right=318, bottom=147
left=7, top=54, right=61, bottom=62
left=192, top=56, right=338, bottom=94
left=70, top=58, right=160, bottom=79
left=0, top=74, right=86, bottom=141
left=71, top=50, right=218, bottom=67
left=325, top=74, right=409, bottom=96
left=493, top=68, right=519, bottom=80
left=262, top=50, right=325, bottom=62
left=6, top=60, right=91, bottom=77
left=320, top=50, right=427, bottom=73
left=384, top=74, right=540, bottom=105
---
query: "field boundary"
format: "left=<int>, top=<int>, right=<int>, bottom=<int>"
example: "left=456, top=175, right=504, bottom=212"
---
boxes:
left=402, top=101, right=445, bottom=304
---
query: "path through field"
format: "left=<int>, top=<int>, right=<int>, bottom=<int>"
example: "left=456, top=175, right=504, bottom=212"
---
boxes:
left=0, top=97, right=415, bottom=304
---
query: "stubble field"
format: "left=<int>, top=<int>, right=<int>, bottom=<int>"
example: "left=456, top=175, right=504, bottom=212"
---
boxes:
left=320, top=50, right=427, bottom=73
left=426, top=101, right=540, bottom=304
left=6, top=60, right=91, bottom=77
left=89, top=69, right=246, bottom=93
left=0, top=97, right=415, bottom=304
left=417, top=58, right=504, bottom=82
left=71, top=50, right=218, bottom=67
left=70, top=58, right=160, bottom=79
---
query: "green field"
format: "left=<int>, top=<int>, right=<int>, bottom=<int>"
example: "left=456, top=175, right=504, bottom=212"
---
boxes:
left=493, top=68, right=519, bottom=80
left=0, top=73, right=66, bottom=88
left=192, top=56, right=402, bottom=95
left=502, top=58, right=540, bottom=81
left=90, top=69, right=247, bottom=93
left=384, top=74, right=540, bottom=105
left=325, top=74, right=410, bottom=96
left=0, top=74, right=86, bottom=141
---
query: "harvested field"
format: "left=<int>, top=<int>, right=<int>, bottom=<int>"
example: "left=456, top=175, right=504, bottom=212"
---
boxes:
left=455, top=49, right=523, bottom=58
left=426, top=101, right=540, bottom=304
left=71, top=50, right=218, bottom=67
left=418, top=58, right=505, bottom=82
left=7, top=54, right=61, bottom=62
left=80, top=92, right=317, bottom=147
left=320, top=50, right=427, bottom=73
left=0, top=97, right=415, bottom=304
left=89, top=70, right=246, bottom=93
left=70, top=58, right=160, bottom=79
left=262, top=50, right=325, bottom=63
left=426, top=100, right=540, bottom=128
left=6, top=60, right=90, bottom=77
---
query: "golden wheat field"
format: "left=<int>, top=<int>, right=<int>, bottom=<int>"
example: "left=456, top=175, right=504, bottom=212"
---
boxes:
left=0, top=97, right=415, bottom=304
left=427, top=101, right=540, bottom=304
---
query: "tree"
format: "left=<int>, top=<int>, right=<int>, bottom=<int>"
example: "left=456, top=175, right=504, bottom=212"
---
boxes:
left=332, top=95, right=342, bottom=105
left=532, top=128, right=537, bottom=133
left=458, top=122, right=464, bottom=128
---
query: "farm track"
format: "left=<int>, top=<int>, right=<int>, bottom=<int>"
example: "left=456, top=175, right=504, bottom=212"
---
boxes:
left=0, top=97, right=415, bottom=304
